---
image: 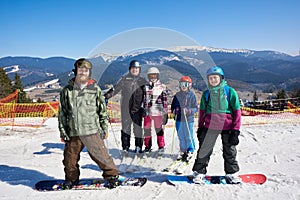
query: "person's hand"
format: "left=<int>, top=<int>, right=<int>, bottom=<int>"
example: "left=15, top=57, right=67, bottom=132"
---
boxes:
left=184, top=108, right=191, bottom=115
left=229, top=130, right=240, bottom=145
left=173, top=107, right=180, bottom=115
left=196, top=127, right=203, bottom=135
left=60, top=133, right=70, bottom=143
left=101, top=131, right=108, bottom=139
left=141, top=108, right=148, bottom=117
left=105, top=98, right=109, bottom=106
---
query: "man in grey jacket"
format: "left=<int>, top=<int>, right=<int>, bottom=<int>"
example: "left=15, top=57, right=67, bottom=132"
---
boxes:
left=105, top=60, right=148, bottom=153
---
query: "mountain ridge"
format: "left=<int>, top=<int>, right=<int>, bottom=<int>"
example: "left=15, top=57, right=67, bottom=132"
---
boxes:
left=0, top=46, right=299, bottom=92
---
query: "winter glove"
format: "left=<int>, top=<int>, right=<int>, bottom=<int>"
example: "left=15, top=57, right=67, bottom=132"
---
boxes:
left=162, top=113, right=168, bottom=125
left=183, top=108, right=191, bottom=116
left=60, top=132, right=70, bottom=143
left=173, top=107, right=180, bottom=115
left=141, top=107, right=148, bottom=117
left=196, top=127, right=205, bottom=138
left=196, top=127, right=203, bottom=135
left=105, top=98, right=109, bottom=106
left=228, top=130, right=240, bottom=145
left=101, top=130, right=108, bottom=139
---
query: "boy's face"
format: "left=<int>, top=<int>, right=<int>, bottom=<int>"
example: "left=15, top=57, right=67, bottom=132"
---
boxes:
left=208, top=74, right=221, bottom=87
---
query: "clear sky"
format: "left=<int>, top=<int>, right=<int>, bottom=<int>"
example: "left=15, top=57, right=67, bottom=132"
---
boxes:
left=1, top=0, right=299, bottom=59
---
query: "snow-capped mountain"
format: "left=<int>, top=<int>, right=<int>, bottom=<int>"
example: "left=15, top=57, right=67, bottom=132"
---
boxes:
left=167, top=45, right=253, bottom=55
left=0, top=46, right=299, bottom=91
left=168, top=45, right=296, bottom=60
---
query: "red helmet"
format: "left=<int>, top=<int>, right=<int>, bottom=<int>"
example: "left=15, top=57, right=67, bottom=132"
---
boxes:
left=179, top=76, right=192, bottom=83
left=179, top=76, right=192, bottom=90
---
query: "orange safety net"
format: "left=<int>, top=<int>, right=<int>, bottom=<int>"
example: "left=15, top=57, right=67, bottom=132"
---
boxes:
left=0, top=90, right=18, bottom=103
left=0, top=90, right=299, bottom=128
left=0, top=90, right=59, bottom=127
left=0, top=102, right=59, bottom=127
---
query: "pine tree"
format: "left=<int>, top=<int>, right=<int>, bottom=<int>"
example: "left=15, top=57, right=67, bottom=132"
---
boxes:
left=12, top=73, right=31, bottom=103
left=253, top=90, right=258, bottom=102
left=0, top=68, right=13, bottom=99
left=276, top=89, right=286, bottom=99
left=291, top=88, right=300, bottom=98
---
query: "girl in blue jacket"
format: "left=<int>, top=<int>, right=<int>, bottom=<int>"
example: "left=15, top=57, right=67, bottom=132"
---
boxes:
left=171, top=76, right=198, bottom=161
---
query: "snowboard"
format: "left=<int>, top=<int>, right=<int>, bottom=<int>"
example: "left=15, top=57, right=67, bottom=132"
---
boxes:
left=35, top=177, right=147, bottom=191
left=167, top=174, right=266, bottom=185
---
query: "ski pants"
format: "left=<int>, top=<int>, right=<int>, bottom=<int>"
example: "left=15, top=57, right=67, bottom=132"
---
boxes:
left=175, top=121, right=196, bottom=153
left=192, top=129, right=239, bottom=174
left=143, top=115, right=165, bottom=149
left=63, top=134, right=118, bottom=181
left=121, top=110, right=143, bottom=150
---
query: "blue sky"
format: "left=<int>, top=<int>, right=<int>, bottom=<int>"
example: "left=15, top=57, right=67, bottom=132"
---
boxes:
left=1, top=0, right=299, bottom=58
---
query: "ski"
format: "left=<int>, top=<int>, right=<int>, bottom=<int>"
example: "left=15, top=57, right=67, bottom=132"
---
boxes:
left=162, top=159, right=183, bottom=172
left=118, top=150, right=135, bottom=174
left=173, top=153, right=196, bottom=174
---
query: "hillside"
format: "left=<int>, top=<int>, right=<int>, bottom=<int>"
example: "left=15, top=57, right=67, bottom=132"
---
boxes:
left=0, top=46, right=299, bottom=92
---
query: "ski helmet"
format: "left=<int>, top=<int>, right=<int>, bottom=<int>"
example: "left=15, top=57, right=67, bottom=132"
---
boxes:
left=180, top=76, right=192, bottom=83
left=147, top=67, right=160, bottom=82
left=179, top=76, right=192, bottom=90
left=147, top=67, right=160, bottom=75
left=73, top=58, right=92, bottom=76
left=206, top=66, right=224, bottom=79
left=129, top=60, right=140, bottom=70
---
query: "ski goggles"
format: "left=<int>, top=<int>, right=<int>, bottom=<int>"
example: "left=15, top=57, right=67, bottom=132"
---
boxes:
left=77, top=60, right=92, bottom=69
left=179, top=81, right=191, bottom=88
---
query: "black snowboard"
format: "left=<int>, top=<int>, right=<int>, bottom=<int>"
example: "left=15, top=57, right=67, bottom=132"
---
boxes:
left=35, top=177, right=147, bottom=191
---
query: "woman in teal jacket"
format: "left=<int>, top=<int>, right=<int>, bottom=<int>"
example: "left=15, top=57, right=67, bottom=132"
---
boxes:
left=191, top=66, right=242, bottom=184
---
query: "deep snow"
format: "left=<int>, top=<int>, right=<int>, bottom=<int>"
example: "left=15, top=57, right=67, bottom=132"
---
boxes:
left=0, top=117, right=299, bottom=200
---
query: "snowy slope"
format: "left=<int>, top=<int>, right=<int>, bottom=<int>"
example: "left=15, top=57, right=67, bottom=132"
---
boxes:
left=0, top=117, right=299, bottom=200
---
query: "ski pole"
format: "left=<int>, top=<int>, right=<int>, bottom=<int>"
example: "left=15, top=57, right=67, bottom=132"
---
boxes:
left=108, top=116, right=122, bottom=157
left=183, top=108, right=194, bottom=153
left=171, top=114, right=177, bottom=155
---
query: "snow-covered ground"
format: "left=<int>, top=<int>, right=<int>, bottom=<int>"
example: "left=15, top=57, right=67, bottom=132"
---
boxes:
left=0, top=117, right=299, bottom=200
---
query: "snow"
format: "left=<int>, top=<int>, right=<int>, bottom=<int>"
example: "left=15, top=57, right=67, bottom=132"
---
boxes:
left=3, top=65, right=20, bottom=74
left=0, top=117, right=300, bottom=200
left=167, top=45, right=253, bottom=55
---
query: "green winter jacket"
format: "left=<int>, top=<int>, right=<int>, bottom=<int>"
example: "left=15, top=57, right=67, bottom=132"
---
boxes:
left=58, top=78, right=109, bottom=139
left=198, top=80, right=241, bottom=131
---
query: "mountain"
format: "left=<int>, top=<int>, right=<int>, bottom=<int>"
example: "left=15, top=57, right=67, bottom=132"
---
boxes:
left=0, top=46, right=299, bottom=92
left=168, top=46, right=300, bottom=91
left=0, top=56, right=75, bottom=86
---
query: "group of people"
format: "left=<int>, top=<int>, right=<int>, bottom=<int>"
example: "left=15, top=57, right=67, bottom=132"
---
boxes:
left=57, top=58, right=242, bottom=188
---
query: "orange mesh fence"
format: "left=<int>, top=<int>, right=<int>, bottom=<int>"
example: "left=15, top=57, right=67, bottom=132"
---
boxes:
left=0, top=91, right=299, bottom=128
left=0, top=90, right=18, bottom=103
left=241, top=107, right=300, bottom=125
left=107, top=101, right=300, bottom=126
left=241, top=106, right=300, bottom=115
left=0, top=102, right=59, bottom=127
